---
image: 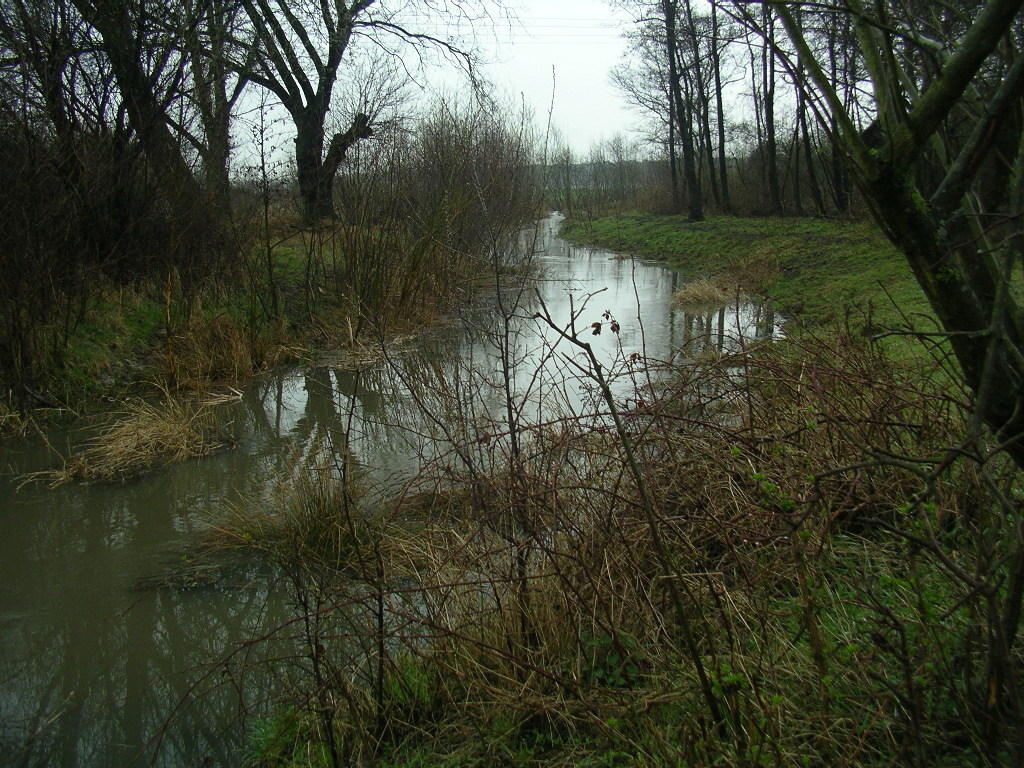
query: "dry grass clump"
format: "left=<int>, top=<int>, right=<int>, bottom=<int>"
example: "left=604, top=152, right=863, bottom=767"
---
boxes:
left=722, top=245, right=780, bottom=291
left=164, top=312, right=297, bottom=390
left=207, top=461, right=380, bottom=570
left=672, top=277, right=733, bottom=306
left=34, top=392, right=229, bottom=485
left=672, top=248, right=780, bottom=307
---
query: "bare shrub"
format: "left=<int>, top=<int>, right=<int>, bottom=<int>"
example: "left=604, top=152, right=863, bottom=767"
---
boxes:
left=214, top=321, right=1020, bottom=765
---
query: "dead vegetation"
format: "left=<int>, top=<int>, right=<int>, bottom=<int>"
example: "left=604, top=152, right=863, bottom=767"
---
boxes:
left=194, top=323, right=1023, bottom=767
left=27, top=390, right=234, bottom=485
left=672, top=276, right=733, bottom=306
left=0, top=398, right=27, bottom=437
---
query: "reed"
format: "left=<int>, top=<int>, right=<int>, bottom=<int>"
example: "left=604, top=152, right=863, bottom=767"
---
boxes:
left=0, top=398, right=27, bottom=436
left=209, top=464, right=376, bottom=570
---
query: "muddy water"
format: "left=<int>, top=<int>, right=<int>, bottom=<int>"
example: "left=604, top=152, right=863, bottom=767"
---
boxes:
left=0, top=214, right=778, bottom=767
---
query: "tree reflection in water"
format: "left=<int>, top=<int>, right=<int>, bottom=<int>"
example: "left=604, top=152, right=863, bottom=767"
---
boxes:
left=0, top=215, right=780, bottom=766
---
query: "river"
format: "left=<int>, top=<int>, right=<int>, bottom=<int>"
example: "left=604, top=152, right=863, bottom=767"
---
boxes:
left=0, top=214, right=778, bottom=767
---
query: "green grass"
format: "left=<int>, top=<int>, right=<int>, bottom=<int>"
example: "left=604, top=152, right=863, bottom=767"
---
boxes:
left=561, top=213, right=934, bottom=335
left=60, top=292, right=165, bottom=404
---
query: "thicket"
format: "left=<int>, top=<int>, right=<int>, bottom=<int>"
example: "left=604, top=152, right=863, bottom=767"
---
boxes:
left=0, top=101, right=540, bottom=419
left=0, top=119, right=226, bottom=404
left=189, top=300, right=1024, bottom=766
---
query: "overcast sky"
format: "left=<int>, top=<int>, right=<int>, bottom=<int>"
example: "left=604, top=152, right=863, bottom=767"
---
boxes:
left=474, top=0, right=639, bottom=152
left=234, top=1, right=642, bottom=172
left=391, top=0, right=641, bottom=152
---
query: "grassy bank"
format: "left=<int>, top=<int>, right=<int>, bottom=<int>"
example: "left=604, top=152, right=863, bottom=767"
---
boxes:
left=39, top=217, right=525, bottom=421
left=54, top=227, right=433, bottom=408
left=560, top=213, right=933, bottom=334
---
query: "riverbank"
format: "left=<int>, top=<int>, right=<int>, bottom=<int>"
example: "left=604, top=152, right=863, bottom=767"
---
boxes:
left=224, top=220, right=1009, bottom=766
left=560, top=212, right=933, bottom=334
left=1, top=103, right=541, bottom=436
left=244, top=216, right=1019, bottom=767
left=3, top=218, right=531, bottom=443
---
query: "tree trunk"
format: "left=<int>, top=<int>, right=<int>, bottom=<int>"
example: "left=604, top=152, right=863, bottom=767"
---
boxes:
left=664, top=0, right=703, bottom=221
left=826, top=16, right=850, bottom=214
left=668, top=103, right=682, bottom=212
left=745, top=28, right=766, bottom=196
left=789, top=121, right=803, bottom=215
left=869, top=174, right=1024, bottom=468
left=682, top=0, right=718, bottom=208
left=294, top=109, right=332, bottom=220
left=295, top=111, right=372, bottom=221
left=762, top=5, right=782, bottom=214
left=188, top=0, right=235, bottom=212
left=710, top=0, right=731, bottom=213
left=797, top=76, right=826, bottom=215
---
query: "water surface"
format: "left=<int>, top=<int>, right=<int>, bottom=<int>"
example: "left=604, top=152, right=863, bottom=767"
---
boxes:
left=0, top=214, right=778, bottom=766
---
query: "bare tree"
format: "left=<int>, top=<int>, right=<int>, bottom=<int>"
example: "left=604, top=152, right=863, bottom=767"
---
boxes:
left=761, top=0, right=1024, bottom=462
left=709, top=0, right=732, bottom=212
left=759, top=4, right=781, bottom=213
left=69, top=0, right=199, bottom=199
left=180, top=0, right=251, bottom=210
left=612, top=19, right=680, bottom=208
left=663, top=0, right=703, bottom=220
left=231, top=0, right=487, bottom=220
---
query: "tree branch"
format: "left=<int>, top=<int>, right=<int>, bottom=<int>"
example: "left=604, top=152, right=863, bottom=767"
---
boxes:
left=243, top=0, right=312, bottom=106
left=273, top=0, right=324, bottom=78
left=765, top=1, right=875, bottom=177
left=931, top=52, right=1024, bottom=217
left=906, top=0, right=1024, bottom=155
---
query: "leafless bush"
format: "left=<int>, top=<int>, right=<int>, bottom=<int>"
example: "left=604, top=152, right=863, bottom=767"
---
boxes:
left=0, top=122, right=236, bottom=403
left=209, top=313, right=1024, bottom=765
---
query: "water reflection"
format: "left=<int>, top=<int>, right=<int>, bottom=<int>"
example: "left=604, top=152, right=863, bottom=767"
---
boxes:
left=0, top=213, right=779, bottom=767
left=0, top=458, right=295, bottom=767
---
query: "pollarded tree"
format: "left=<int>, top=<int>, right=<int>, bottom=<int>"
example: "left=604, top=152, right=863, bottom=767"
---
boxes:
left=232, top=0, right=489, bottom=221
